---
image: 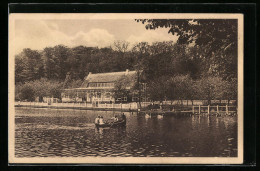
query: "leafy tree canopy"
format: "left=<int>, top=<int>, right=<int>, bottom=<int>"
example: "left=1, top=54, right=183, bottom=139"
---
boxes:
left=136, top=19, right=238, bottom=80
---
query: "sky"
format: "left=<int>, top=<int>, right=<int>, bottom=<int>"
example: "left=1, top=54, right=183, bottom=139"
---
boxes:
left=14, top=19, right=178, bottom=54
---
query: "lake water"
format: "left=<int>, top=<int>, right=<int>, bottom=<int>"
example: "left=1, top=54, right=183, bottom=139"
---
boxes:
left=15, top=107, right=237, bottom=157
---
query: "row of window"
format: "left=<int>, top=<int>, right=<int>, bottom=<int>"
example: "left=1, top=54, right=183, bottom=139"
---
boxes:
left=88, top=82, right=114, bottom=88
left=89, top=91, right=111, bottom=99
left=62, top=91, right=112, bottom=99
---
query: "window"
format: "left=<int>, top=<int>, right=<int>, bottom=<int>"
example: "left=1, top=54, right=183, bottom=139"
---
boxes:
left=88, top=82, right=115, bottom=87
left=97, top=91, right=101, bottom=98
left=89, top=83, right=97, bottom=87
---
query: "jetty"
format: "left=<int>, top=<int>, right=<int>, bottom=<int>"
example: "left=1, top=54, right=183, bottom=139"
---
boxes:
left=141, top=105, right=237, bottom=116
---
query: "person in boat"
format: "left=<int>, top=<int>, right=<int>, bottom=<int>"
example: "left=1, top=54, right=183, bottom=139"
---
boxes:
left=121, top=113, right=126, bottom=121
left=95, top=116, right=100, bottom=124
left=114, top=116, right=119, bottom=122
left=151, top=102, right=154, bottom=111
left=99, top=116, right=105, bottom=125
left=111, top=115, right=118, bottom=122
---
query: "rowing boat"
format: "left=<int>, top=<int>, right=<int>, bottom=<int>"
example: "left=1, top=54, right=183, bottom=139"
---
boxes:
left=95, top=119, right=126, bottom=128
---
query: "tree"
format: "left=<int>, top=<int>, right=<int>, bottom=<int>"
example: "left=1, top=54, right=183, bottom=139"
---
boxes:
left=15, top=55, right=27, bottom=83
left=195, top=76, right=225, bottom=105
left=113, top=77, right=130, bottom=102
left=43, top=45, right=71, bottom=80
left=19, top=83, right=35, bottom=101
left=146, top=80, right=164, bottom=102
left=136, top=19, right=238, bottom=80
left=146, top=76, right=168, bottom=102
left=52, top=45, right=71, bottom=80
left=66, top=79, right=83, bottom=89
left=69, top=46, right=96, bottom=79
left=43, top=47, right=58, bottom=79
left=166, top=75, right=194, bottom=105
left=113, top=40, right=130, bottom=53
left=15, top=48, right=44, bottom=82
left=222, top=78, right=237, bottom=104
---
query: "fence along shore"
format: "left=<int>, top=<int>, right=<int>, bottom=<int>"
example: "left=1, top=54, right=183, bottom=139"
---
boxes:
left=15, top=101, right=138, bottom=112
left=15, top=100, right=237, bottom=115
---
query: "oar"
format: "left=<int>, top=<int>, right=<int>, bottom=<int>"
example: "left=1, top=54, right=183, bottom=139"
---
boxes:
left=110, top=121, right=116, bottom=128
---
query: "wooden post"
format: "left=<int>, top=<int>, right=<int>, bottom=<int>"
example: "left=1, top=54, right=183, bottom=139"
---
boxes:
left=217, top=105, right=219, bottom=114
left=208, top=105, right=210, bottom=115
left=192, top=105, right=194, bottom=114
left=226, top=105, right=228, bottom=115
left=199, top=105, right=201, bottom=115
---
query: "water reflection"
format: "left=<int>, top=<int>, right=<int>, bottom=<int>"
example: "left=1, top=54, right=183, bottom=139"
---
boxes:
left=15, top=107, right=237, bottom=157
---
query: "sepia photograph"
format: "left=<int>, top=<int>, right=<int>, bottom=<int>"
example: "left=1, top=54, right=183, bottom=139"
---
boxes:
left=8, top=13, right=243, bottom=164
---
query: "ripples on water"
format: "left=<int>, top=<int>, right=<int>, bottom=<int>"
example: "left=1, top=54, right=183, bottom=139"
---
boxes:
left=15, top=107, right=237, bottom=157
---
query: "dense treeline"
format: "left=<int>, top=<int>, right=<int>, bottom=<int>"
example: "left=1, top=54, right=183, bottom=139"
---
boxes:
left=15, top=19, right=238, bottom=102
left=15, top=40, right=237, bottom=103
left=15, top=39, right=237, bottom=84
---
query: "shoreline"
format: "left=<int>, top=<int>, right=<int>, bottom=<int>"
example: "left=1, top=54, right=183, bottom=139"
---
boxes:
left=14, top=104, right=137, bottom=112
left=14, top=103, right=237, bottom=116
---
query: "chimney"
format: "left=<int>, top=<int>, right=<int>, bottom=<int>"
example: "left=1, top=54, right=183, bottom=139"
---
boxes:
left=125, top=69, right=129, bottom=75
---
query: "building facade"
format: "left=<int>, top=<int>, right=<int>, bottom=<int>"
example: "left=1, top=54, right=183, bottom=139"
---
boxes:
left=61, top=69, right=139, bottom=103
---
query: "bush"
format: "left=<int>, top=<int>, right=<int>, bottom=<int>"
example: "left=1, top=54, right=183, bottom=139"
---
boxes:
left=19, top=84, right=35, bottom=101
left=15, top=78, right=63, bottom=101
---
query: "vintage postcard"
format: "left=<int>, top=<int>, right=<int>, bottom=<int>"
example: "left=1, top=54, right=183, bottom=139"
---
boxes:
left=9, top=13, right=243, bottom=164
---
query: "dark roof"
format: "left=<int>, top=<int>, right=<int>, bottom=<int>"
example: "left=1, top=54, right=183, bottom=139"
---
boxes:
left=80, top=70, right=137, bottom=88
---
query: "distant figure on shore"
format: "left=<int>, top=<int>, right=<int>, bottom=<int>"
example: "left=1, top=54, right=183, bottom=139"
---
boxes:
left=95, top=116, right=100, bottom=124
